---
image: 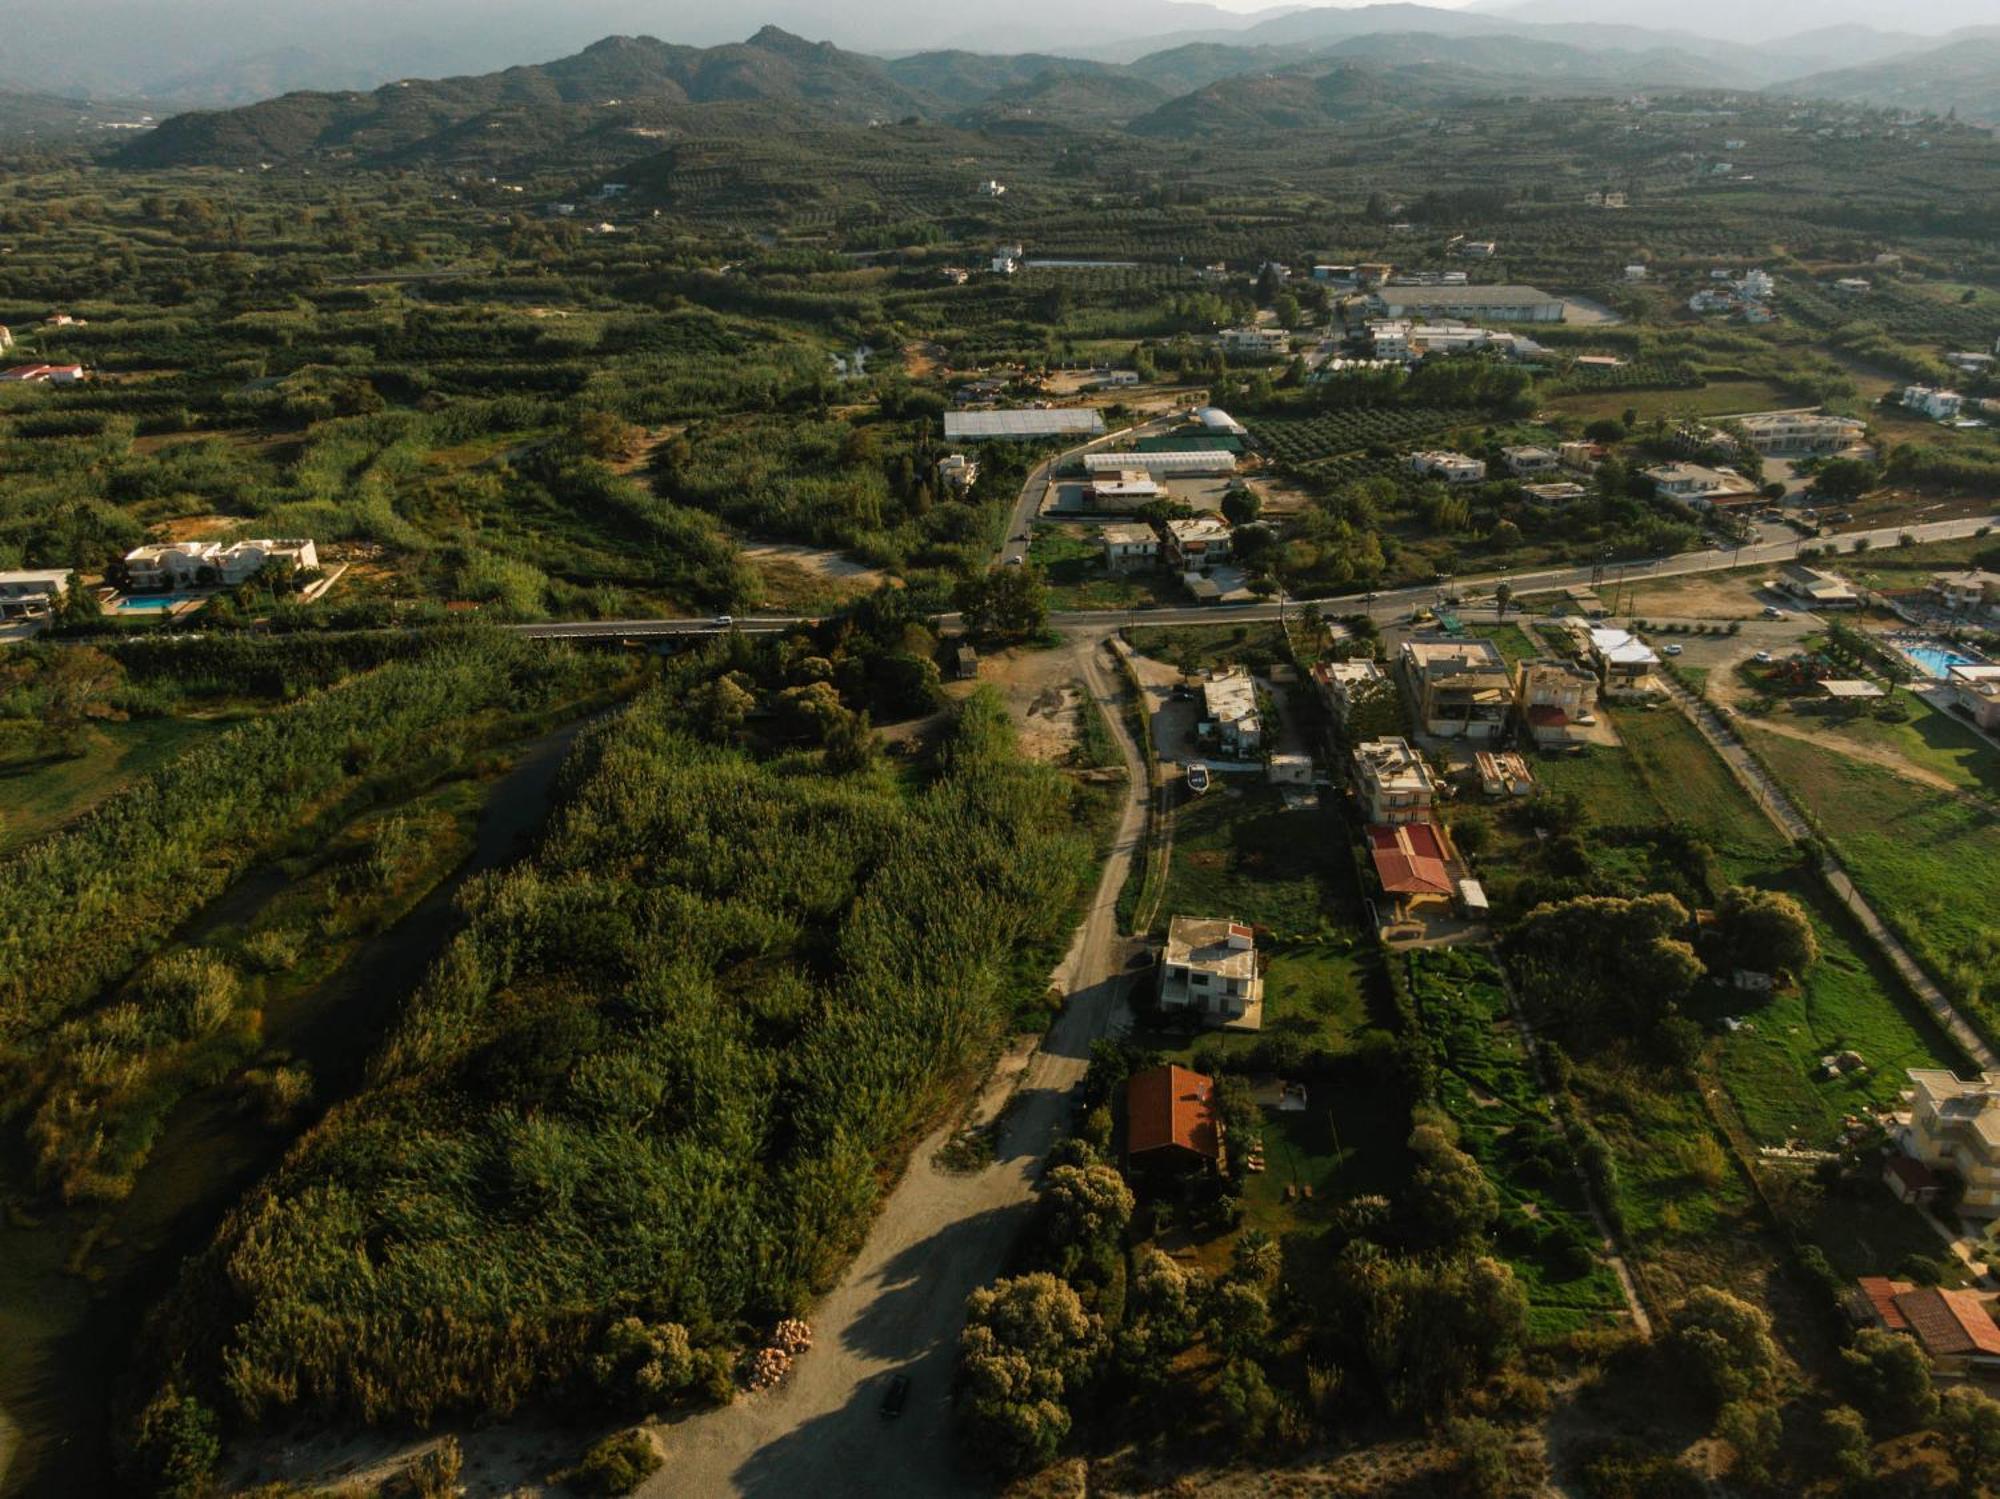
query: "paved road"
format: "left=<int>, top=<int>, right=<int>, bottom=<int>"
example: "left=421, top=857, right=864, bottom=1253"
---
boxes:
left=990, top=417, right=1173, bottom=568
left=512, top=513, right=2000, bottom=642
left=651, top=635, right=1148, bottom=1499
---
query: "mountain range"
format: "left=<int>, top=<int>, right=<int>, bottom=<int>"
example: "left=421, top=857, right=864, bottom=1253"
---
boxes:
left=1, top=0, right=1994, bottom=108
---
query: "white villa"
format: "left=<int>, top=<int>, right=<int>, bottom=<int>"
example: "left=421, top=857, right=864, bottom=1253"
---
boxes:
left=1898, top=1070, right=2000, bottom=1217
left=124, top=538, right=318, bottom=592
left=1159, top=916, right=1263, bottom=1026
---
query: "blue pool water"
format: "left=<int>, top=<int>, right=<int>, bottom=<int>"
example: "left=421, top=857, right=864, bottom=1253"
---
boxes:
left=1904, top=644, right=1979, bottom=679
left=115, top=592, right=206, bottom=613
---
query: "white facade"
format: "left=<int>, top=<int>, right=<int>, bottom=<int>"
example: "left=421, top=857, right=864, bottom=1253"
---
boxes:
left=1901, top=1070, right=2000, bottom=1217
left=0, top=569, right=74, bottom=619
left=1737, top=412, right=1867, bottom=455
left=1101, top=524, right=1160, bottom=573
left=124, top=538, right=318, bottom=591
left=1407, top=450, right=1487, bottom=485
left=1502, top=445, right=1560, bottom=478
left=1352, top=738, right=1435, bottom=825
left=1219, top=327, right=1292, bottom=357
left=1201, top=668, right=1262, bottom=754
left=1903, top=386, right=1963, bottom=421
left=1159, top=916, right=1261, bottom=1020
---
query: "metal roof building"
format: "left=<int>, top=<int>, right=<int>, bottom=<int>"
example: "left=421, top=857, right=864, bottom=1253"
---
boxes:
left=944, top=409, right=1107, bottom=441
left=1370, top=284, right=1566, bottom=323
left=1084, top=450, right=1237, bottom=476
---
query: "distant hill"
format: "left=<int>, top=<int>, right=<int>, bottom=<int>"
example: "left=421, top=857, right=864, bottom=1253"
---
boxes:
left=1773, top=37, right=2000, bottom=123
left=117, top=29, right=936, bottom=168
left=951, top=69, right=1171, bottom=129
left=882, top=50, right=1120, bottom=103
left=1489, top=0, right=1995, bottom=47
left=1122, top=42, right=1316, bottom=96
left=0, top=89, right=154, bottom=142
left=1127, top=62, right=1466, bottom=137
left=1317, top=30, right=1754, bottom=89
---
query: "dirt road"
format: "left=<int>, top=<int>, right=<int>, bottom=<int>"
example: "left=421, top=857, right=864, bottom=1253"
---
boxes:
left=650, top=636, right=1149, bottom=1498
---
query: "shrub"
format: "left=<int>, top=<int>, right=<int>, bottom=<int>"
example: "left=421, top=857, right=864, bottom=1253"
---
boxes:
left=551, top=1429, right=662, bottom=1496
left=129, top=1391, right=221, bottom=1499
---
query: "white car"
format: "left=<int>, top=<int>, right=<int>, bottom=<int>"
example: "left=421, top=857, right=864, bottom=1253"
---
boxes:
left=1663, top=643, right=1684, bottom=656
left=713, top=614, right=734, bottom=628
left=1753, top=650, right=1774, bottom=664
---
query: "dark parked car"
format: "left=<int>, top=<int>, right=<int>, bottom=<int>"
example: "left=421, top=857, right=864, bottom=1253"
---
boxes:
left=881, top=1372, right=911, bottom=1419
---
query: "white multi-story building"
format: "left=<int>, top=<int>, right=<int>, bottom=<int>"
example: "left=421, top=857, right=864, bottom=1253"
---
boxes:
left=1352, top=737, right=1436, bottom=825
left=1899, top=1070, right=2000, bottom=1216
left=1407, top=450, right=1487, bottom=485
left=0, top=569, right=75, bottom=619
left=1159, top=917, right=1262, bottom=1023
left=1201, top=668, right=1262, bottom=755
left=124, top=538, right=318, bottom=592
left=1903, top=386, right=1963, bottom=422
left=1101, top=524, right=1160, bottom=573
left=1219, top=326, right=1292, bottom=357
left=1737, top=412, right=1868, bottom=455
left=1501, top=445, right=1560, bottom=478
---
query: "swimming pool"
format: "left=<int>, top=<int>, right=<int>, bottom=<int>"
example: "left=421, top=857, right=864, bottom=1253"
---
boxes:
left=1903, top=643, right=1980, bottom=679
left=115, top=592, right=207, bottom=613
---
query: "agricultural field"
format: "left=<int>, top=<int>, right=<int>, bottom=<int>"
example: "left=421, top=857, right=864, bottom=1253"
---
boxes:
left=1405, top=948, right=1631, bottom=1336
left=1744, top=726, right=2000, bottom=1042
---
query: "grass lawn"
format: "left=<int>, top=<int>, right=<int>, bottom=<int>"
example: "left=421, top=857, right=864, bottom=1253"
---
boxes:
left=1614, top=708, right=1793, bottom=867
left=1524, top=709, right=1968, bottom=1144
left=0, top=715, right=230, bottom=854
left=1802, top=692, right=2000, bottom=798
left=1156, top=788, right=1354, bottom=940
left=1029, top=524, right=1184, bottom=612
left=1140, top=938, right=1391, bottom=1073
left=1470, top=621, right=1540, bottom=664
left=1125, top=621, right=1292, bottom=675
left=1239, top=1077, right=1410, bottom=1244
left=1838, top=537, right=1992, bottom=594
left=1786, top=1183, right=1972, bottom=1287
left=1407, top=948, right=1631, bottom=1336
left=1689, top=885, right=1968, bottom=1147
left=1545, top=378, right=1804, bottom=425
left=1742, top=727, right=2000, bottom=1041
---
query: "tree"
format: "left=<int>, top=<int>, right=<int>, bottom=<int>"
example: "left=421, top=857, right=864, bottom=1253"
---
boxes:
left=1337, top=1249, right=1527, bottom=1417
left=1666, top=1288, right=1779, bottom=1411
left=1716, top=1398, right=1783, bottom=1484
left=1939, top=1385, right=2000, bottom=1476
left=1039, top=1164, right=1135, bottom=1265
left=1222, top=486, right=1263, bottom=525
left=589, top=1317, right=697, bottom=1411
left=1713, top=885, right=1818, bottom=979
left=955, top=565, right=1048, bottom=644
left=1817, top=1404, right=1873, bottom=1485
left=1230, top=1228, right=1281, bottom=1289
left=1205, top=1280, right=1273, bottom=1359
left=1510, top=893, right=1701, bottom=1037
left=129, top=1390, right=221, bottom=1499
left=686, top=675, right=754, bottom=743
left=957, top=1274, right=1103, bottom=1474
left=822, top=707, right=878, bottom=774
left=40, top=644, right=122, bottom=756
left=1406, top=1123, right=1500, bottom=1249
left=1493, top=580, right=1514, bottom=621
left=1843, top=1326, right=1939, bottom=1431
left=1814, top=457, right=1879, bottom=501
left=1217, top=1357, right=1280, bottom=1444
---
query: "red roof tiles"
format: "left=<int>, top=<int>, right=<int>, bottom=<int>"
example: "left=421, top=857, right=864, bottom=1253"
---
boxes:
left=1365, top=822, right=1453, bottom=896
left=1126, top=1064, right=1220, bottom=1161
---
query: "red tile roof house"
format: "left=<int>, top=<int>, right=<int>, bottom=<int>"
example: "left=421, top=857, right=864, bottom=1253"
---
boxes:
left=1364, top=821, right=1456, bottom=917
left=1126, top=1064, right=1222, bottom=1173
left=0, top=364, right=85, bottom=384
left=1855, top=1277, right=2000, bottom=1377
